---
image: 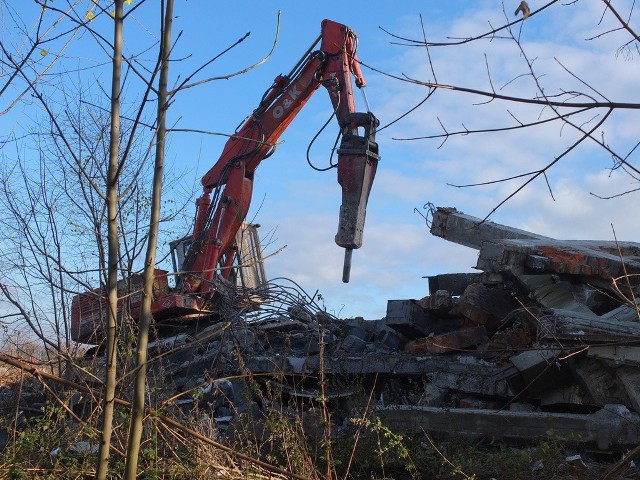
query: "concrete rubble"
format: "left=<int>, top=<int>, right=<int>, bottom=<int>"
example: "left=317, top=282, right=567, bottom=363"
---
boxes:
left=5, top=206, right=640, bottom=452
left=100, top=206, right=637, bottom=450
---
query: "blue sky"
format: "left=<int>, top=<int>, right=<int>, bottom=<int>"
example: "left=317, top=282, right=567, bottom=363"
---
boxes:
left=3, top=1, right=640, bottom=321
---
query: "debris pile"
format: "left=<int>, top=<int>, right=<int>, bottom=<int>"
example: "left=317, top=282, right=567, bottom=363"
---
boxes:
left=115, top=206, right=640, bottom=450
left=6, top=206, right=640, bottom=453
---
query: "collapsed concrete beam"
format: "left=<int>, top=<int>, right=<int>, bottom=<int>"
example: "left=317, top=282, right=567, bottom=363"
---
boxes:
left=404, top=326, right=487, bottom=355
left=427, top=273, right=483, bottom=296
left=540, top=308, right=640, bottom=343
left=429, top=207, right=550, bottom=250
left=430, top=207, right=640, bottom=282
left=244, top=354, right=510, bottom=397
left=477, top=239, right=640, bottom=280
left=588, top=345, right=640, bottom=366
left=384, top=300, right=432, bottom=337
left=385, top=299, right=465, bottom=338
left=376, top=404, right=640, bottom=450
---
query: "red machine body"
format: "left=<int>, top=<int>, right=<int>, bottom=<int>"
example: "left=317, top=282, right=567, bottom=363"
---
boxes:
left=71, top=19, right=379, bottom=344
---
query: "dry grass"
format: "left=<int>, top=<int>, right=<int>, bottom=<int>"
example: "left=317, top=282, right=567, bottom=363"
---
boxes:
left=0, top=364, right=25, bottom=387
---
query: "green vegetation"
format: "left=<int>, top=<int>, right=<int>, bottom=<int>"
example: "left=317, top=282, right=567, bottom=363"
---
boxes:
left=0, top=378, right=615, bottom=479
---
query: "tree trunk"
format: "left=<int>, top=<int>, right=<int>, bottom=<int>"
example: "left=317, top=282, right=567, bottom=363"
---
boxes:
left=95, top=1, right=124, bottom=479
left=123, top=0, right=174, bottom=477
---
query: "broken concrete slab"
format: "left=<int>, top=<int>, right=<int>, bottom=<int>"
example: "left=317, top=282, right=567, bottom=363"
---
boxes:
left=457, top=282, right=522, bottom=329
left=427, top=273, right=484, bottom=296
left=481, top=321, right=536, bottom=353
left=571, top=358, right=631, bottom=408
left=417, top=290, right=454, bottom=313
left=588, top=345, right=640, bottom=366
left=616, top=367, right=640, bottom=414
left=505, top=347, right=571, bottom=396
left=254, top=316, right=310, bottom=332
left=431, top=207, right=640, bottom=285
left=374, top=325, right=407, bottom=350
left=477, top=238, right=640, bottom=282
left=376, top=404, right=640, bottom=450
left=539, top=308, right=640, bottom=343
left=516, top=274, right=596, bottom=315
left=539, top=384, right=592, bottom=409
left=384, top=300, right=432, bottom=337
left=600, top=299, right=640, bottom=323
left=242, top=354, right=510, bottom=397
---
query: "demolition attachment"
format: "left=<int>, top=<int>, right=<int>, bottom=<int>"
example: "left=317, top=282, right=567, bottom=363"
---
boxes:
left=335, top=112, right=380, bottom=283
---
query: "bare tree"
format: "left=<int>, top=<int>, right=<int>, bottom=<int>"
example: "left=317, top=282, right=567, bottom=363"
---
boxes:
left=0, top=1, right=283, bottom=476
left=0, top=1, right=91, bottom=370
left=94, top=0, right=125, bottom=476
left=124, top=0, right=174, bottom=476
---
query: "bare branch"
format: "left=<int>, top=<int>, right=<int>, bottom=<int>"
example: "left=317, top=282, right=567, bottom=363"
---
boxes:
left=393, top=107, right=592, bottom=141
left=379, top=0, right=560, bottom=47
left=170, top=12, right=281, bottom=95
left=601, top=0, right=640, bottom=43
left=481, top=109, right=613, bottom=221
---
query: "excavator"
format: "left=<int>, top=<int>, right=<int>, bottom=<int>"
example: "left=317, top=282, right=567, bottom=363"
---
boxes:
left=71, top=19, right=380, bottom=344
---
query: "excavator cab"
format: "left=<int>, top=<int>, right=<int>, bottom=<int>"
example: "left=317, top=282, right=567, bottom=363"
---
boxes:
left=170, top=222, right=267, bottom=291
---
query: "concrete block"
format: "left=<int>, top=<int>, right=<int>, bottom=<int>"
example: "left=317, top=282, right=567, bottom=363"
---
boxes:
left=418, top=290, right=453, bottom=312
left=428, top=273, right=483, bottom=296
left=375, top=325, right=406, bottom=350
left=589, top=345, right=640, bottom=366
left=616, top=366, right=640, bottom=413
left=458, top=282, right=520, bottom=328
left=419, top=383, right=445, bottom=406
left=540, top=384, right=591, bottom=409
left=571, top=358, right=631, bottom=407
left=384, top=299, right=431, bottom=337
left=507, top=347, right=570, bottom=395
left=338, top=334, right=367, bottom=353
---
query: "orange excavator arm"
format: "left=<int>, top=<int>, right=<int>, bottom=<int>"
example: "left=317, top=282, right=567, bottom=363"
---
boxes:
left=182, top=19, right=380, bottom=292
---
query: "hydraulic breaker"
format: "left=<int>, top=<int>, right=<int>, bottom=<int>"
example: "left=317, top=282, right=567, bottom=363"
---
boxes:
left=335, top=112, right=380, bottom=283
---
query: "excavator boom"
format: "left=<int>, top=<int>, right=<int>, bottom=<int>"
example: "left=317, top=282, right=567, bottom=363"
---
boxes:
left=183, top=19, right=379, bottom=291
left=70, top=19, right=379, bottom=344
